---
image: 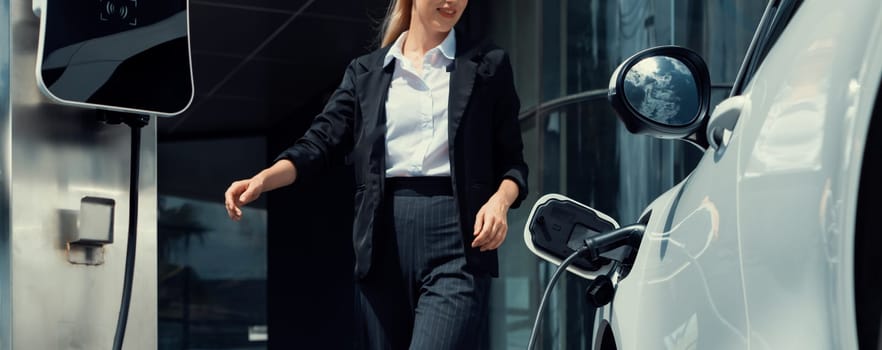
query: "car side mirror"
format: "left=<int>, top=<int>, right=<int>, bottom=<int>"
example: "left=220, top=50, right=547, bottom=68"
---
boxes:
left=34, top=0, right=194, bottom=116
left=523, top=194, right=620, bottom=280
left=608, top=46, right=711, bottom=142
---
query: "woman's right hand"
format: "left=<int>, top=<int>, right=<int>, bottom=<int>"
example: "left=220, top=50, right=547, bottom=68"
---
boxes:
left=223, top=159, right=298, bottom=221
left=224, top=176, right=265, bottom=221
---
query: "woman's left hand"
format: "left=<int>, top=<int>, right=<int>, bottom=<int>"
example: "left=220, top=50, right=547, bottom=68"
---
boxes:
left=472, top=179, right=520, bottom=252
left=472, top=193, right=511, bottom=251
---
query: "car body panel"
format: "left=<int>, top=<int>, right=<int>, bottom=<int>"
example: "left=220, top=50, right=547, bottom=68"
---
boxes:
left=609, top=134, right=748, bottom=349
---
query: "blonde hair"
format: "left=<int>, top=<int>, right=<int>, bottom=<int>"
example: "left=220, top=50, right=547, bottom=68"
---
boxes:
left=380, top=0, right=412, bottom=47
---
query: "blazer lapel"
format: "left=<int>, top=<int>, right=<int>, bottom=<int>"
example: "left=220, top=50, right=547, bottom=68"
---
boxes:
left=356, top=63, right=394, bottom=137
left=355, top=55, right=394, bottom=185
left=448, top=52, right=478, bottom=147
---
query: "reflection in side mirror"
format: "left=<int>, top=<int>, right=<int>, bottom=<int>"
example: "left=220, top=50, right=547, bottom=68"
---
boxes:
left=608, top=46, right=711, bottom=143
left=623, top=56, right=700, bottom=126
left=35, top=0, right=194, bottom=116
left=523, top=194, right=619, bottom=280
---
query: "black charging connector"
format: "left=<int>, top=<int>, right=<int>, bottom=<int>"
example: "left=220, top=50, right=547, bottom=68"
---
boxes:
left=527, top=224, right=646, bottom=350
left=97, top=110, right=149, bottom=129
left=581, top=224, right=646, bottom=262
left=98, top=110, right=149, bottom=350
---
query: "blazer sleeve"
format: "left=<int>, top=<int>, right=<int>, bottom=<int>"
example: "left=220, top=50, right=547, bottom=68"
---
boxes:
left=274, top=60, right=358, bottom=184
left=492, top=52, right=529, bottom=209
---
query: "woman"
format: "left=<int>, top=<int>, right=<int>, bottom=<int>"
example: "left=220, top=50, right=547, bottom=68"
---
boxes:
left=224, top=0, right=527, bottom=348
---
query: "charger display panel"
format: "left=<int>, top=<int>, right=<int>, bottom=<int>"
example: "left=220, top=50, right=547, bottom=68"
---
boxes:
left=37, top=0, right=193, bottom=116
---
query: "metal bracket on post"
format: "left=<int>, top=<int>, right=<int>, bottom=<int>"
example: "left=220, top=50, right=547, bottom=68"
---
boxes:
left=60, top=196, right=115, bottom=265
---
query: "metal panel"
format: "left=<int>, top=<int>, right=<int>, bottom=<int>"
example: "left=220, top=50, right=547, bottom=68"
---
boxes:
left=9, top=0, right=157, bottom=348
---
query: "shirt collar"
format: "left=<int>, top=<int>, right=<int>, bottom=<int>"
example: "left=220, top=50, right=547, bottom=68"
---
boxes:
left=437, top=28, right=456, bottom=60
left=383, top=28, right=457, bottom=68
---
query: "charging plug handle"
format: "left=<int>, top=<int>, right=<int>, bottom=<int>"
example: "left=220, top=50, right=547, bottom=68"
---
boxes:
left=583, top=224, right=646, bottom=261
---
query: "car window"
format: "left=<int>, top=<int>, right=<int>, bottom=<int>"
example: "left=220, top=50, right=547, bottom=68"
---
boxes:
left=732, top=0, right=804, bottom=96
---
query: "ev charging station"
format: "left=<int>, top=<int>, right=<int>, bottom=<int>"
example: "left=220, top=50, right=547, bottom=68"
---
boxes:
left=523, top=194, right=647, bottom=349
left=0, top=0, right=192, bottom=347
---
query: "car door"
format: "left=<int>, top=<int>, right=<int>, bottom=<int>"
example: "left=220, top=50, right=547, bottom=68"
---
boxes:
left=729, top=0, right=881, bottom=348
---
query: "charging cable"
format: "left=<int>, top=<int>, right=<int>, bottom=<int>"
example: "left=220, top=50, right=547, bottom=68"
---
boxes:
left=99, top=111, right=149, bottom=350
left=527, top=244, right=591, bottom=350
left=527, top=224, right=646, bottom=350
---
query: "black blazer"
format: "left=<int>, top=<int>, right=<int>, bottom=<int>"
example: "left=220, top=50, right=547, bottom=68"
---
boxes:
left=276, top=32, right=528, bottom=279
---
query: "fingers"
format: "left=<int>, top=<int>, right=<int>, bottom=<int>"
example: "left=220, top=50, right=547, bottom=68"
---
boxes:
left=473, top=210, right=484, bottom=238
left=224, top=184, right=239, bottom=220
left=472, top=210, right=490, bottom=248
left=480, top=220, right=506, bottom=251
left=239, top=185, right=259, bottom=205
left=224, top=180, right=251, bottom=221
left=472, top=208, right=508, bottom=251
left=487, top=221, right=507, bottom=250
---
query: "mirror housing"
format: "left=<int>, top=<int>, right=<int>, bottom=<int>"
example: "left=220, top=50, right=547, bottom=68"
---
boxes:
left=524, top=194, right=620, bottom=280
left=608, top=46, right=711, bottom=141
left=34, top=0, right=194, bottom=116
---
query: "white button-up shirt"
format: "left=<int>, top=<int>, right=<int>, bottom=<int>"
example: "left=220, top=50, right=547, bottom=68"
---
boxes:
left=382, top=29, right=456, bottom=177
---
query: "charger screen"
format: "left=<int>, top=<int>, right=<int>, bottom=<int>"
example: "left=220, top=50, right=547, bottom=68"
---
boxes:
left=39, top=0, right=192, bottom=115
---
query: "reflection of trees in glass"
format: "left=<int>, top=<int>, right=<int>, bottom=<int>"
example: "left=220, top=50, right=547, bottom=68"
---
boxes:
left=158, top=197, right=209, bottom=349
left=158, top=197, right=267, bottom=349
left=624, top=56, right=699, bottom=125
left=158, top=198, right=209, bottom=260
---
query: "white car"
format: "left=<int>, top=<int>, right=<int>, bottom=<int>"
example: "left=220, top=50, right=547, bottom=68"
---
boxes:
left=524, top=0, right=882, bottom=348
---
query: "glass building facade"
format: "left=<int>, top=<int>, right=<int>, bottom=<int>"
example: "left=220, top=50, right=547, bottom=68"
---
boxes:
left=158, top=137, right=270, bottom=349
left=155, top=1, right=767, bottom=348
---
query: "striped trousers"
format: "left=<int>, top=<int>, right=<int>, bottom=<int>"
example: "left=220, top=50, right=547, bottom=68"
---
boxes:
left=355, top=177, right=491, bottom=350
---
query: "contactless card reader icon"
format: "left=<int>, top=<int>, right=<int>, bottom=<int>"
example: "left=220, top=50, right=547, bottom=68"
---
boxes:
left=99, top=0, right=139, bottom=26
